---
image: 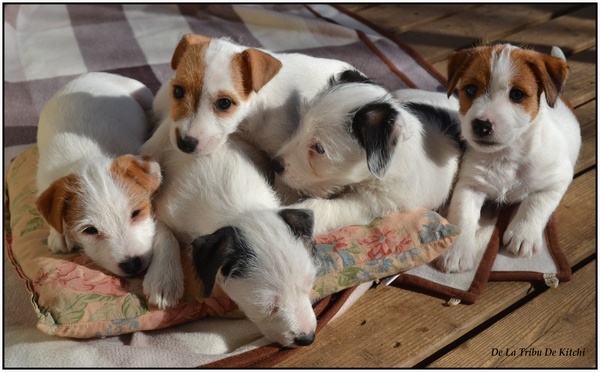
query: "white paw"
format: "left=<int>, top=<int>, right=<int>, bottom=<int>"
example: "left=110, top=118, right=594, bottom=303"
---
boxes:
left=47, top=229, right=76, bottom=254
left=143, top=263, right=184, bottom=310
left=503, top=220, right=542, bottom=258
left=435, top=236, right=478, bottom=273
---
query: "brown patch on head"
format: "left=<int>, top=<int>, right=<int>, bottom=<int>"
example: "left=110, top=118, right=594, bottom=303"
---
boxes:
left=171, top=33, right=211, bottom=70
left=36, top=174, right=83, bottom=235
left=231, top=48, right=282, bottom=98
left=514, top=48, right=569, bottom=108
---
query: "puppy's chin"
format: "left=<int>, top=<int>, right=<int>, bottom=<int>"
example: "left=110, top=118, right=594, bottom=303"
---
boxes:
left=468, top=139, right=509, bottom=153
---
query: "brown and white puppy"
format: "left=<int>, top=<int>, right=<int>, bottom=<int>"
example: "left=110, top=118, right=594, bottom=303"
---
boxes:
left=36, top=72, right=184, bottom=309
left=436, top=44, right=581, bottom=272
left=151, top=33, right=354, bottom=162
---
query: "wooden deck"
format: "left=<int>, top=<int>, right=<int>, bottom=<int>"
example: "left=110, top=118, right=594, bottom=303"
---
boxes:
left=276, top=4, right=597, bottom=368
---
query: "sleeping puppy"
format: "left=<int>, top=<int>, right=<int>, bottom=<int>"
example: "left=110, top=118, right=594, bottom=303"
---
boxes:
left=142, top=107, right=318, bottom=348
left=35, top=72, right=160, bottom=277
left=271, top=70, right=463, bottom=235
left=436, top=44, right=581, bottom=272
left=151, top=33, right=354, bottom=160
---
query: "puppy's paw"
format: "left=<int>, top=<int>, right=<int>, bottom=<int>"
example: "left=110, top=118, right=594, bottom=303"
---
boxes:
left=435, top=241, right=477, bottom=273
left=47, top=229, right=75, bottom=254
left=503, top=221, right=543, bottom=258
left=143, top=264, right=184, bottom=309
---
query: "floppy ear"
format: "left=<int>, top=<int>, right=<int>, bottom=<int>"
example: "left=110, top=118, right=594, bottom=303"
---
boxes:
left=447, top=49, right=473, bottom=97
left=110, top=154, right=162, bottom=195
left=278, top=208, right=315, bottom=246
left=351, top=102, right=400, bottom=179
left=332, top=69, right=375, bottom=86
left=528, top=54, right=569, bottom=108
left=234, top=48, right=282, bottom=96
left=35, top=174, right=80, bottom=234
left=190, top=226, right=253, bottom=297
left=171, top=33, right=212, bottom=70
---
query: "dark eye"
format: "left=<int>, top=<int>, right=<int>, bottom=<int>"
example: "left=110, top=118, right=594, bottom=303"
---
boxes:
left=173, top=85, right=185, bottom=99
left=216, top=98, right=232, bottom=111
left=312, top=143, right=325, bottom=155
left=131, top=210, right=141, bottom=219
left=509, top=88, right=525, bottom=103
left=82, top=226, right=98, bottom=235
left=464, top=84, right=477, bottom=98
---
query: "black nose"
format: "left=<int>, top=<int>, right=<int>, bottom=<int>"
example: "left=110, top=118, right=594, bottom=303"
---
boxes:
left=293, top=332, right=315, bottom=347
left=119, top=256, right=142, bottom=276
left=177, top=135, right=198, bottom=154
left=472, top=118, right=493, bottom=137
left=271, top=156, right=285, bottom=174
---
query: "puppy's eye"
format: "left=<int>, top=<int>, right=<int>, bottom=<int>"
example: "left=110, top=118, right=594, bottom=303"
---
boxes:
left=464, top=84, right=477, bottom=98
left=131, top=210, right=141, bottom=219
left=82, top=226, right=98, bottom=235
left=509, top=88, right=525, bottom=103
left=173, top=85, right=185, bottom=99
left=312, top=143, right=325, bottom=155
left=270, top=305, right=280, bottom=316
left=216, top=98, right=232, bottom=111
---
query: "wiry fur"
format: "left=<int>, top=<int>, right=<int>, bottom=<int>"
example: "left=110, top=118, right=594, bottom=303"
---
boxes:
left=436, top=44, right=581, bottom=272
left=272, top=71, right=462, bottom=235
left=141, top=110, right=318, bottom=348
left=35, top=73, right=184, bottom=310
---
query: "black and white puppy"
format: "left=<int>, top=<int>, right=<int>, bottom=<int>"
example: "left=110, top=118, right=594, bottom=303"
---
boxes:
left=272, top=70, right=463, bottom=235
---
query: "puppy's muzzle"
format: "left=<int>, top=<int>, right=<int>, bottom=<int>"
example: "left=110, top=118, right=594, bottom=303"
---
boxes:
left=293, top=332, right=315, bottom=347
left=472, top=118, right=494, bottom=138
left=176, top=134, right=199, bottom=154
left=271, top=156, right=285, bottom=174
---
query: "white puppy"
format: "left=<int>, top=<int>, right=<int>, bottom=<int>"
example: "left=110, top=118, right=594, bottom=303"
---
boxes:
left=271, top=70, right=463, bottom=235
left=152, top=33, right=354, bottom=159
left=436, top=44, right=581, bottom=272
left=142, top=106, right=318, bottom=348
left=35, top=72, right=160, bottom=277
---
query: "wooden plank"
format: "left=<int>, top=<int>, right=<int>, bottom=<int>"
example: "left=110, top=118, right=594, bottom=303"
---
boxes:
left=563, top=48, right=597, bottom=107
left=573, top=100, right=597, bottom=174
left=429, top=261, right=597, bottom=368
left=393, top=4, right=581, bottom=64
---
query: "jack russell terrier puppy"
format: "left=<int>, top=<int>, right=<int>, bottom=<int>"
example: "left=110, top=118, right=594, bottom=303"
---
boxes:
left=436, top=44, right=581, bottom=273
left=151, top=33, right=354, bottom=162
left=142, top=91, right=318, bottom=349
left=271, top=70, right=463, bottom=235
left=36, top=72, right=183, bottom=309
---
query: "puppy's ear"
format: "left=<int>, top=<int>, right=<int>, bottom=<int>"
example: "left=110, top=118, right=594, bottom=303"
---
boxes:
left=110, top=155, right=162, bottom=195
left=447, top=49, right=473, bottom=97
left=190, top=226, right=253, bottom=297
left=528, top=54, right=569, bottom=108
left=351, top=102, right=400, bottom=179
left=234, top=48, right=282, bottom=96
left=279, top=209, right=315, bottom=246
left=330, top=69, right=374, bottom=86
left=171, top=33, right=212, bottom=70
left=36, top=174, right=81, bottom=235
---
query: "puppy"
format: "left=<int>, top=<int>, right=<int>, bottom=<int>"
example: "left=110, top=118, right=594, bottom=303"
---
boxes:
left=141, top=114, right=318, bottom=348
left=35, top=72, right=160, bottom=278
left=271, top=70, right=463, bottom=235
left=152, top=33, right=354, bottom=159
left=436, top=44, right=581, bottom=273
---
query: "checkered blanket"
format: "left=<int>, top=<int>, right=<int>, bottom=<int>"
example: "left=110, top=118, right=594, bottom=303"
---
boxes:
left=4, top=4, right=443, bottom=367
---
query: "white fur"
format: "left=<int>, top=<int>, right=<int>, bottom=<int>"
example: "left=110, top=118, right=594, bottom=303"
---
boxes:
left=153, top=37, right=354, bottom=158
left=274, top=83, right=462, bottom=235
left=436, top=46, right=581, bottom=272
left=141, top=120, right=318, bottom=347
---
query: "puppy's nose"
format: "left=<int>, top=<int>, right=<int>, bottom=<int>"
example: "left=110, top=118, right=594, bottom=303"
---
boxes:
left=293, top=332, right=315, bottom=347
left=472, top=118, right=494, bottom=137
left=177, top=135, right=198, bottom=154
left=271, top=156, right=285, bottom=174
left=119, top=256, right=143, bottom=276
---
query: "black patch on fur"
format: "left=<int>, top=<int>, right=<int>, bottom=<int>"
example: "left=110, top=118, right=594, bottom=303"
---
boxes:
left=278, top=209, right=315, bottom=252
left=350, top=101, right=400, bottom=178
left=402, top=102, right=466, bottom=152
left=328, top=69, right=376, bottom=87
left=190, top=226, right=255, bottom=297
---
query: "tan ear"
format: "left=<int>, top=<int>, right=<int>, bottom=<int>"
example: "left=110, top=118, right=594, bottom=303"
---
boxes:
left=447, top=49, right=473, bottom=97
left=110, top=155, right=162, bottom=195
left=528, top=54, right=569, bottom=108
left=36, top=174, right=80, bottom=234
left=234, top=48, right=282, bottom=96
left=171, top=33, right=212, bottom=70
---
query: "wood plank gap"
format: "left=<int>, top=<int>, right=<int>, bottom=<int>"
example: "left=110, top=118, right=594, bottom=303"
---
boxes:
left=571, top=252, right=597, bottom=274
left=574, top=164, right=596, bottom=179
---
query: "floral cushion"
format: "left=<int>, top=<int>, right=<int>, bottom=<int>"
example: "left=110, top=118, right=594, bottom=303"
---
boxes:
left=4, top=146, right=459, bottom=338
